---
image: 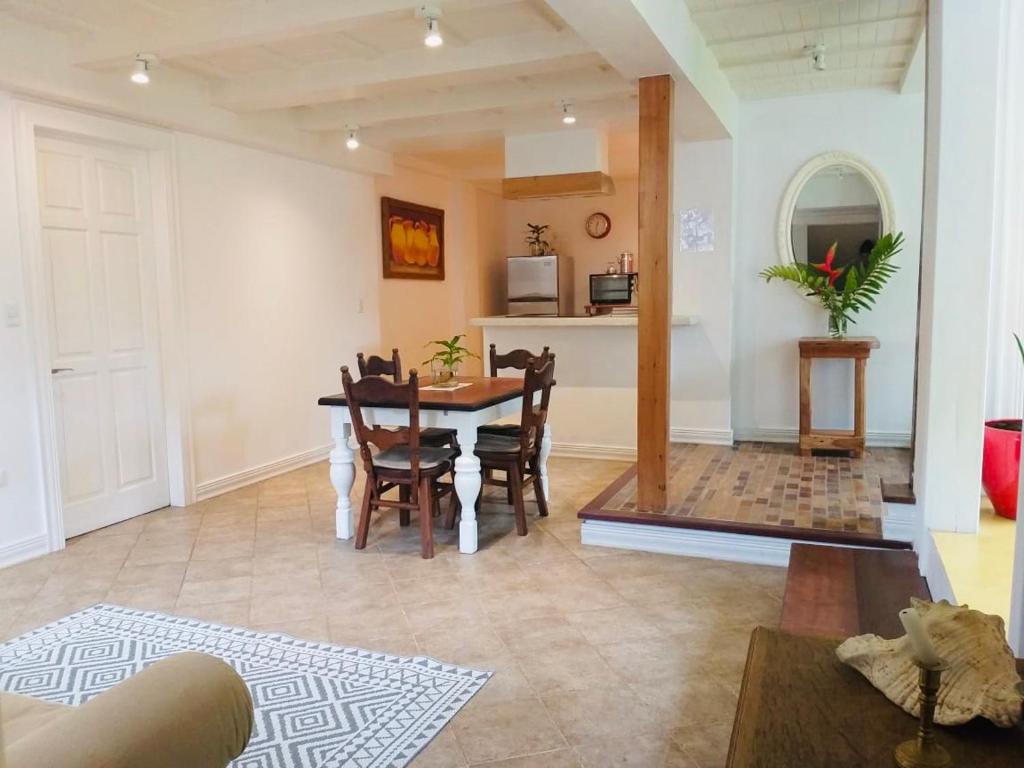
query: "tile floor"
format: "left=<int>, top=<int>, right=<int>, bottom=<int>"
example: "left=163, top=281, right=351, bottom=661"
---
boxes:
left=0, top=456, right=787, bottom=767
left=583, top=442, right=911, bottom=536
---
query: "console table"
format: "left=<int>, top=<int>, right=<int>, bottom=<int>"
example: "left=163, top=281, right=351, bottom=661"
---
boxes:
left=799, top=337, right=880, bottom=457
left=728, top=627, right=1024, bottom=767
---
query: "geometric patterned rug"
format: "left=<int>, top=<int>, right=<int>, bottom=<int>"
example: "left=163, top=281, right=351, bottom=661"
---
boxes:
left=0, top=604, right=490, bottom=767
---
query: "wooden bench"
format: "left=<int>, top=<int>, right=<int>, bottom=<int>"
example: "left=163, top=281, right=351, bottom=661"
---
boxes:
left=781, top=542, right=930, bottom=638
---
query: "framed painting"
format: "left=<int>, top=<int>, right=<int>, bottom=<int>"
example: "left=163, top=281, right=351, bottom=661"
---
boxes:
left=381, top=197, right=445, bottom=280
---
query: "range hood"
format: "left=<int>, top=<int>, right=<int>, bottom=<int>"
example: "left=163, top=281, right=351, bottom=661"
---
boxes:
left=502, top=129, right=616, bottom=200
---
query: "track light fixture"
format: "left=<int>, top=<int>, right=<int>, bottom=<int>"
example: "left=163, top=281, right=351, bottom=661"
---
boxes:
left=345, top=127, right=360, bottom=150
left=561, top=101, right=576, bottom=125
left=417, top=6, right=443, bottom=47
left=131, top=54, right=155, bottom=85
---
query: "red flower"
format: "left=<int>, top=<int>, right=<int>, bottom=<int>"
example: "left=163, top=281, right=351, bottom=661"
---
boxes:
left=813, top=242, right=843, bottom=286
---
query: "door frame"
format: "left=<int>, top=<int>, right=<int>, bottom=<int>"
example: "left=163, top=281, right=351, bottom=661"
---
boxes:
left=13, top=99, right=194, bottom=551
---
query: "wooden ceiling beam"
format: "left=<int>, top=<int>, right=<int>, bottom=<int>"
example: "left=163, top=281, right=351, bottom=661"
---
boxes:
left=295, top=71, right=633, bottom=131
left=706, top=12, right=922, bottom=48
left=73, top=0, right=515, bottom=70
left=213, top=29, right=594, bottom=112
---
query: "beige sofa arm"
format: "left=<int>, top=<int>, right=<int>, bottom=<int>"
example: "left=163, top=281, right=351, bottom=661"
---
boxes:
left=5, top=652, right=253, bottom=768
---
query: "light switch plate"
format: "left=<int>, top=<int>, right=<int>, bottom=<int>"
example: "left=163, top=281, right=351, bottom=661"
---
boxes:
left=4, top=304, right=21, bottom=327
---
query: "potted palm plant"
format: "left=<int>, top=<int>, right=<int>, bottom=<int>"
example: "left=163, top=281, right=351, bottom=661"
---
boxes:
left=423, top=334, right=478, bottom=388
left=981, top=334, right=1023, bottom=519
left=760, top=232, right=903, bottom=339
left=525, top=223, right=552, bottom=256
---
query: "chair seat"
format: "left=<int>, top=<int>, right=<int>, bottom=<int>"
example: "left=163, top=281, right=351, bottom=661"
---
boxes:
left=420, top=427, right=458, bottom=445
left=474, top=434, right=522, bottom=455
left=477, top=424, right=520, bottom=437
left=373, top=445, right=455, bottom=470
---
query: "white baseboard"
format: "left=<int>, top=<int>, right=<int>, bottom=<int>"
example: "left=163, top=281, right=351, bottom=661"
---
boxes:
left=195, top=445, right=333, bottom=501
left=734, top=427, right=912, bottom=448
left=670, top=427, right=735, bottom=446
left=882, top=501, right=919, bottom=543
left=581, top=519, right=792, bottom=567
left=919, top=532, right=956, bottom=603
left=0, top=533, right=50, bottom=569
left=550, top=442, right=636, bottom=461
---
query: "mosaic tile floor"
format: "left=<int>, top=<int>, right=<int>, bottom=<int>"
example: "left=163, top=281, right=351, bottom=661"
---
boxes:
left=582, top=442, right=911, bottom=538
left=0, top=455, right=784, bottom=767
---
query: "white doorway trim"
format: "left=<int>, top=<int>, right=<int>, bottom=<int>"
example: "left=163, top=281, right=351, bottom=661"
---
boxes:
left=13, top=100, right=194, bottom=552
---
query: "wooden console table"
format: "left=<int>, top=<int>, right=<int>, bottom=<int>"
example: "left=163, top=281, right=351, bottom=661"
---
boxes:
left=728, top=627, right=1024, bottom=767
left=799, top=337, right=879, bottom=457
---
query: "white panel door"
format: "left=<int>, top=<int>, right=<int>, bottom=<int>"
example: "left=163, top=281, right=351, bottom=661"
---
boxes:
left=36, top=136, right=169, bottom=538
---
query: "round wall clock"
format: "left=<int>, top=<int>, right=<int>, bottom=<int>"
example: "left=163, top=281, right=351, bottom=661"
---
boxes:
left=585, top=212, right=612, bottom=239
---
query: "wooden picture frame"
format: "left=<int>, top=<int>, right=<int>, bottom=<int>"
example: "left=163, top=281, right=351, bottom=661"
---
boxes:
left=381, top=196, right=445, bottom=280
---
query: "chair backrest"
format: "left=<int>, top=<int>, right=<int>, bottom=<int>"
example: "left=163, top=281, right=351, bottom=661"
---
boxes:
left=357, top=348, right=402, bottom=382
left=518, top=355, right=556, bottom=460
left=341, top=365, right=422, bottom=477
left=489, top=344, right=551, bottom=377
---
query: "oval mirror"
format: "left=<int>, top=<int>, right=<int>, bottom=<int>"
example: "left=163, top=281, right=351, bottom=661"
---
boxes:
left=777, top=151, right=895, bottom=299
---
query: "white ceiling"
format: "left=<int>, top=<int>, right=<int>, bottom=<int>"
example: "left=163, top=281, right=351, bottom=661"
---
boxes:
left=0, top=0, right=926, bottom=175
left=686, top=0, right=927, bottom=100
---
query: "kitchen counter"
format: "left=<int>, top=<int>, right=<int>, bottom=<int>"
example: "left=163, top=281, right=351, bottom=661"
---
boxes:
left=470, top=314, right=700, bottom=328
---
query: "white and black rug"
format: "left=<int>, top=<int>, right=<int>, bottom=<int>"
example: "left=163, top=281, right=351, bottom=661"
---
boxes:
left=0, top=604, right=490, bottom=767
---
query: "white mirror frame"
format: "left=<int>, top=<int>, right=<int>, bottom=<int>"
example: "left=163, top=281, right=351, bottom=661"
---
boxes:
left=776, top=150, right=896, bottom=301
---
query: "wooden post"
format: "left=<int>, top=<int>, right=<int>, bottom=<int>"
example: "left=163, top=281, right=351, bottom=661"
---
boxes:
left=637, top=74, right=673, bottom=512
left=799, top=356, right=812, bottom=457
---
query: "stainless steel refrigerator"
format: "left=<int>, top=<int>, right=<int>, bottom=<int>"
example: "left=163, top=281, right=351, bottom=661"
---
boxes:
left=506, top=254, right=574, bottom=316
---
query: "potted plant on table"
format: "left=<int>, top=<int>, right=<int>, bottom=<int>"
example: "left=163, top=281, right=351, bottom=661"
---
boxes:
left=759, top=232, right=904, bottom=339
left=423, top=334, right=478, bottom=388
left=982, top=334, right=1023, bottom=520
left=525, top=223, right=553, bottom=256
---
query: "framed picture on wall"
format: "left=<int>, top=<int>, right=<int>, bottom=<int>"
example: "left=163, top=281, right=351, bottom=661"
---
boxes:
left=381, top=196, right=445, bottom=280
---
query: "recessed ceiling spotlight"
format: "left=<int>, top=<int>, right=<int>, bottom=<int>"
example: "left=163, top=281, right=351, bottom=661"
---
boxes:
left=806, top=43, right=826, bottom=72
left=561, top=102, right=576, bottom=125
left=131, top=54, right=155, bottom=85
left=417, top=5, right=443, bottom=47
left=345, top=127, right=360, bottom=150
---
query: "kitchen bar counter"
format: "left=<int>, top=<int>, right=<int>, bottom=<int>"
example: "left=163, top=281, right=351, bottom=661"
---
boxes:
left=470, top=314, right=699, bottom=328
left=470, top=312, right=713, bottom=459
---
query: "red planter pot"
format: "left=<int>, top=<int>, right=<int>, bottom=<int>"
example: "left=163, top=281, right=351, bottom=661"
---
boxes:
left=982, top=419, right=1022, bottom=520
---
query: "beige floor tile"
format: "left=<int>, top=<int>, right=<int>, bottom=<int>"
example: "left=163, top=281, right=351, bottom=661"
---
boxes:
left=411, top=728, right=469, bottom=767
left=573, top=738, right=698, bottom=768
left=541, top=686, right=669, bottom=744
left=471, top=749, right=582, bottom=767
left=176, top=575, right=252, bottom=607
left=671, top=721, right=734, bottom=768
left=516, top=644, right=623, bottom=694
left=452, top=698, right=567, bottom=764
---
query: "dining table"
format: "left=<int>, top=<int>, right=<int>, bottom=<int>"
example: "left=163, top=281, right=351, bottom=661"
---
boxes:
left=317, top=376, right=551, bottom=554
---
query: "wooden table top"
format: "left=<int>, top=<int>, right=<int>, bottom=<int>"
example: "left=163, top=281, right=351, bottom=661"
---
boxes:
left=318, top=376, right=525, bottom=412
left=728, top=627, right=1024, bottom=768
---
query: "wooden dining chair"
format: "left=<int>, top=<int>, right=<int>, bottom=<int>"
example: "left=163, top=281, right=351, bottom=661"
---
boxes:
left=446, top=355, right=555, bottom=536
left=479, top=344, right=552, bottom=440
left=356, top=348, right=458, bottom=449
left=341, top=366, right=457, bottom=559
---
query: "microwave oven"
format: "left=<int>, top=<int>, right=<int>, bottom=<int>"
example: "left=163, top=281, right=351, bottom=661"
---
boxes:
left=590, top=273, right=636, bottom=305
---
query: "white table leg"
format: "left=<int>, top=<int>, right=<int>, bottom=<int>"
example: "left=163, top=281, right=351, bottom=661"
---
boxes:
left=330, top=408, right=356, bottom=540
left=454, top=423, right=481, bottom=554
left=539, top=424, right=553, bottom=503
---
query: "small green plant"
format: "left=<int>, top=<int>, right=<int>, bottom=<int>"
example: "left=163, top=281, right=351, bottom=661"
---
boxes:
left=423, top=334, right=478, bottom=373
left=760, top=232, right=904, bottom=338
left=525, top=223, right=552, bottom=254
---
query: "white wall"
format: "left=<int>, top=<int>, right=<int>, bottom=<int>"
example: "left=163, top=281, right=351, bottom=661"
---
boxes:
left=0, top=91, right=48, bottom=562
left=496, top=138, right=735, bottom=448
left=915, top=0, right=1003, bottom=535
left=176, top=134, right=380, bottom=492
left=733, top=90, right=925, bottom=443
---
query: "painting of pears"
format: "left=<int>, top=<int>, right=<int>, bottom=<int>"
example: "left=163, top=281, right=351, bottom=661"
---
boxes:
left=381, top=197, right=445, bottom=280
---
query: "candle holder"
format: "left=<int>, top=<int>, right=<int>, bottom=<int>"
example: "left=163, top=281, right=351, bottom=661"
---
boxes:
left=894, top=658, right=951, bottom=768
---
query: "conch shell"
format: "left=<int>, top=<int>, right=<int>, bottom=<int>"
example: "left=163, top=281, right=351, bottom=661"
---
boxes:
left=836, top=598, right=1024, bottom=727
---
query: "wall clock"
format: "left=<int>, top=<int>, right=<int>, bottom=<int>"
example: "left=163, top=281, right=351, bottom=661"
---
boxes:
left=585, top=211, right=611, bottom=239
